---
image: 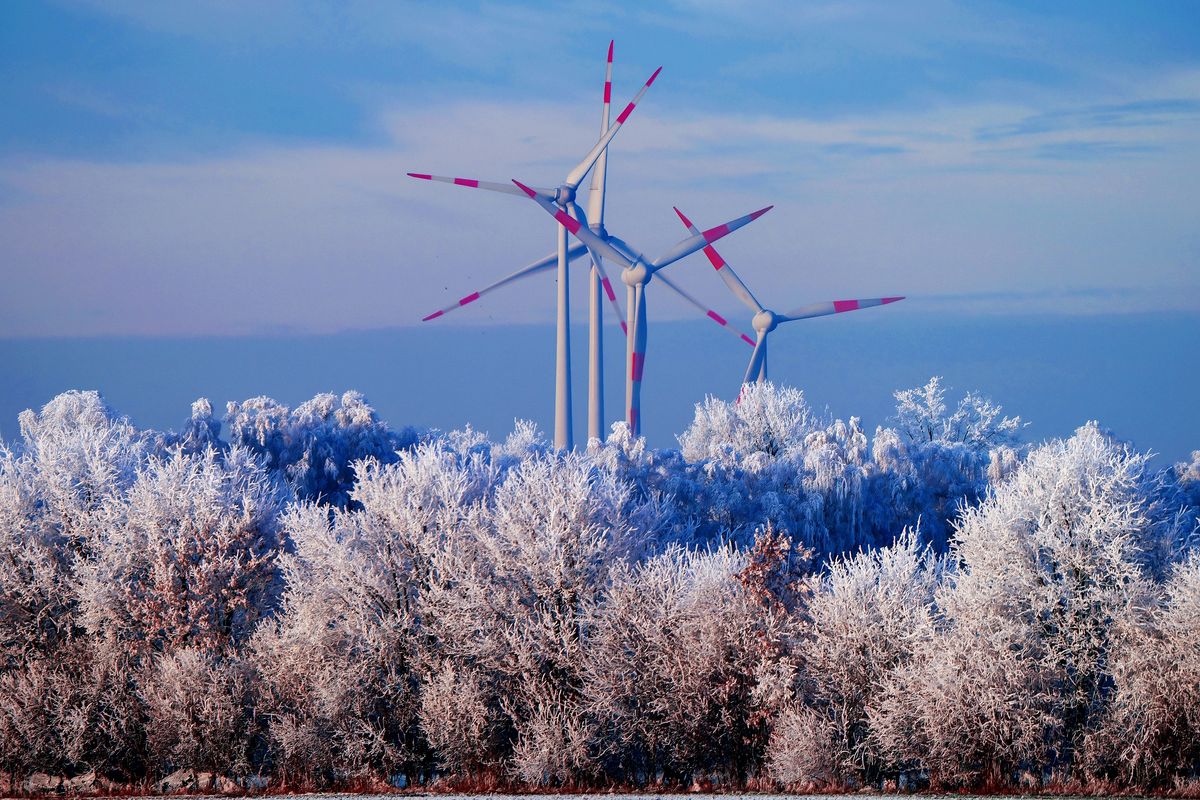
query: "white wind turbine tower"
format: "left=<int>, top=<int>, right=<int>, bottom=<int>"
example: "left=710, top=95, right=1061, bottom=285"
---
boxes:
left=673, top=206, right=904, bottom=385
left=513, top=180, right=771, bottom=435
left=585, top=40, right=615, bottom=444
left=409, top=43, right=658, bottom=449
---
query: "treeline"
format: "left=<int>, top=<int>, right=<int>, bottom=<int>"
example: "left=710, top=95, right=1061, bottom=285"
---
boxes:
left=0, top=382, right=1197, bottom=793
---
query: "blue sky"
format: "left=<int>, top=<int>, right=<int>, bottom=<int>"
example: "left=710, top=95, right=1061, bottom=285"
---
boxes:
left=1, top=0, right=1198, bottom=338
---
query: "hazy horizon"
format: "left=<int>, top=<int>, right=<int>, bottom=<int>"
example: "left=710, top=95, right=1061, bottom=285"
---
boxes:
left=4, top=309, right=1195, bottom=464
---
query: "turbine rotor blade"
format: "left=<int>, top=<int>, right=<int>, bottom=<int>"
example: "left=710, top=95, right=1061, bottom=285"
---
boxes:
left=779, top=296, right=905, bottom=322
left=588, top=248, right=627, bottom=334
left=629, top=282, right=649, bottom=435
left=586, top=41, right=615, bottom=228
left=673, top=206, right=764, bottom=314
left=651, top=206, right=773, bottom=271
left=512, top=180, right=635, bottom=268
left=420, top=243, right=589, bottom=321
left=743, top=333, right=767, bottom=385
left=407, top=172, right=554, bottom=197
left=654, top=272, right=755, bottom=346
left=564, top=65, right=662, bottom=190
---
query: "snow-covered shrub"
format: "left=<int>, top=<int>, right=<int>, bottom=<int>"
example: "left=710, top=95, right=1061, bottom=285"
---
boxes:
left=0, top=639, right=146, bottom=781
left=766, top=703, right=839, bottom=788
left=225, top=391, right=415, bottom=507
left=418, top=662, right=498, bottom=777
left=418, top=452, right=666, bottom=785
left=252, top=500, right=425, bottom=785
left=0, top=445, right=78, bottom=664
left=680, top=383, right=817, bottom=466
left=784, top=530, right=936, bottom=785
left=869, top=377, right=1023, bottom=550
left=582, top=545, right=782, bottom=783
left=870, top=599, right=1049, bottom=787
left=874, top=423, right=1160, bottom=786
left=1096, top=552, right=1200, bottom=785
left=140, top=649, right=254, bottom=776
left=80, top=445, right=287, bottom=655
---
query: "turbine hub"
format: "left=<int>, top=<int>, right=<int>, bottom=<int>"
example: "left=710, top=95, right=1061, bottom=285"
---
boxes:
left=622, top=261, right=650, bottom=287
left=752, top=309, right=778, bottom=333
left=554, top=185, right=576, bottom=205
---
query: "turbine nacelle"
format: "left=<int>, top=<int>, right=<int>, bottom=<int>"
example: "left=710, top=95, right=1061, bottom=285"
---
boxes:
left=553, top=186, right=577, bottom=206
left=621, top=261, right=652, bottom=287
left=752, top=309, right=779, bottom=334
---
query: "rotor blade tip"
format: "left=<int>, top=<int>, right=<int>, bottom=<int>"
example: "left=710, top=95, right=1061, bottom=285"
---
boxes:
left=750, top=205, right=773, bottom=220
left=607, top=41, right=614, bottom=61
left=648, top=66, right=663, bottom=85
left=511, top=179, right=536, bottom=198
left=673, top=206, right=692, bottom=226
left=408, top=172, right=431, bottom=180
left=422, top=310, right=444, bottom=322
left=883, top=296, right=905, bottom=304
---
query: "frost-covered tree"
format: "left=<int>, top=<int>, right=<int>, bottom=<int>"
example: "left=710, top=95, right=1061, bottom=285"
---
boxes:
left=419, top=452, right=667, bottom=785
left=253, top=501, right=425, bottom=785
left=79, top=445, right=287, bottom=655
left=0, top=393, right=168, bottom=779
left=680, top=383, right=818, bottom=466
left=870, top=377, right=1023, bottom=550
left=1095, top=552, right=1200, bottom=785
left=2, top=384, right=1194, bottom=791
left=892, top=376, right=1022, bottom=450
left=770, top=530, right=937, bottom=786
left=873, top=424, right=1161, bottom=785
left=1178, top=450, right=1200, bottom=508
left=140, top=649, right=254, bottom=777
left=583, top=544, right=784, bottom=784
left=176, top=399, right=222, bottom=455
left=677, top=385, right=877, bottom=558
left=225, top=391, right=415, bottom=507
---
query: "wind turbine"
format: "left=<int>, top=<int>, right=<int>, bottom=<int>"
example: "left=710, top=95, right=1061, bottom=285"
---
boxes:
left=575, top=44, right=756, bottom=438
left=409, top=45, right=659, bottom=450
left=673, top=207, right=904, bottom=385
left=513, top=179, right=771, bottom=435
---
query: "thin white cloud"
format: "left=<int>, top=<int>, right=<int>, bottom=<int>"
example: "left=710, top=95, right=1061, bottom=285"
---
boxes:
left=2, top=66, right=1198, bottom=337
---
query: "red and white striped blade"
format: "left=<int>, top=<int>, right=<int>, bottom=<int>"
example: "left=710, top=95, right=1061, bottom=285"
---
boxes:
left=564, top=65, right=662, bottom=190
left=780, top=296, right=905, bottom=322
left=420, top=243, right=587, bottom=321
left=512, top=179, right=635, bottom=269
left=586, top=41, right=615, bottom=226
left=743, top=332, right=767, bottom=385
left=603, top=40, right=614, bottom=117
left=408, top=172, right=552, bottom=198
left=655, top=272, right=756, bottom=347
left=673, top=206, right=764, bottom=314
left=651, top=205, right=773, bottom=271
left=628, top=282, right=649, bottom=435
left=588, top=247, right=627, bottom=334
